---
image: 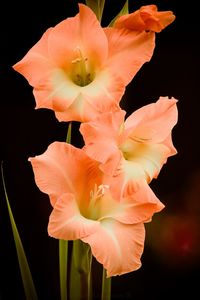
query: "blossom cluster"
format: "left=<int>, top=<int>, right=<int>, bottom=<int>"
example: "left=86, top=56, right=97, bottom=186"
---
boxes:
left=13, top=4, right=177, bottom=277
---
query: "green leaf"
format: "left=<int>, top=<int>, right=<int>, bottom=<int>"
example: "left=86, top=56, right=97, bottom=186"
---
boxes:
left=1, top=162, right=38, bottom=300
left=108, top=0, right=129, bottom=27
left=85, top=0, right=105, bottom=22
left=101, top=268, right=111, bottom=300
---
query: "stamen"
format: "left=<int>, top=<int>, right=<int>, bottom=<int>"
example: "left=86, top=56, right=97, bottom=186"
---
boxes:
left=70, top=47, right=94, bottom=87
left=98, top=184, right=109, bottom=195
left=89, top=184, right=109, bottom=209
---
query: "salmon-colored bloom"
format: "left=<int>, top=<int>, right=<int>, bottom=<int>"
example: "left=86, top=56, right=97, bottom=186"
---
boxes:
left=80, top=97, right=178, bottom=193
left=114, top=4, right=175, bottom=33
left=29, top=142, right=164, bottom=276
left=13, top=4, right=156, bottom=122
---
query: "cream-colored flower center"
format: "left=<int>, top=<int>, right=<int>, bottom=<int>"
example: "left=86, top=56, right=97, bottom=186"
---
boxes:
left=70, top=48, right=95, bottom=87
left=120, top=137, right=148, bottom=161
left=88, top=184, right=109, bottom=220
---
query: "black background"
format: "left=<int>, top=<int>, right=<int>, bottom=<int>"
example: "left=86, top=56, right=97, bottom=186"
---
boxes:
left=0, top=0, right=200, bottom=299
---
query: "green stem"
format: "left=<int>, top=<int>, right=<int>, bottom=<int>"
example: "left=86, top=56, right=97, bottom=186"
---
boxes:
left=80, top=250, right=92, bottom=300
left=69, top=241, right=81, bottom=300
left=101, top=268, right=111, bottom=300
left=70, top=240, right=93, bottom=300
left=59, top=240, right=68, bottom=300
left=66, top=122, right=72, bottom=143
left=58, top=121, right=72, bottom=300
left=87, top=250, right=92, bottom=300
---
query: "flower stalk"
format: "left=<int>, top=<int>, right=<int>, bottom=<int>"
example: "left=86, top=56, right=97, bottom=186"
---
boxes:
left=59, top=240, right=68, bottom=300
left=101, top=268, right=111, bottom=300
left=59, top=122, right=72, bottom=300
left=71, top=240, right=93, bottom=300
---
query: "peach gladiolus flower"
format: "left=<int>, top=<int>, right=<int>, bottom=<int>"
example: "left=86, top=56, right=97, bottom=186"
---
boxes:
left=114, top=5, right=175, bottom=33
left=29, top=142, right=164, bottom=276
left=80, top=97, right=178, bottom=193
left=13, top=4, right=156, bottom=122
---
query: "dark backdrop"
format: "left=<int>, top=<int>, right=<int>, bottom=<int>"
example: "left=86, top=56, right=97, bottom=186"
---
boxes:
left=0, top=0, right=200, bottom=299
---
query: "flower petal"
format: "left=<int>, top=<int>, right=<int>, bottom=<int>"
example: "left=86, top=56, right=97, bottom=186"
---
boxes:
left=82, top=219, right=145, bottom=277
left=29, top=142, right=101, bottom=206
left=114, top=5, right=175, bottom=33
left=54, top=71, right=125, bottom=122
left=98, top=150, right=122, bottom=176
left=81, top=110, right=126, bottom=144
left=48, top=193, right=100, bottom=240
left=80, top=110, right=125, bottom=165
left=125, top=97, right=178, bottom=144
left=80, top=70, right=125, bottom=119
left=55, top=93, right=102, bottom=122
left=121, top=141, right=170, bottom=189
left=33, top=82, right=54, bottom=109
left=101, top=183, right=164, bottom=224
left=49, top=68, right=81, bottom=111
left=104, top=27, right=155, bottom=85
left=48, top=4, right=108, bottom=68
left=13, top=28, right=54, bottom=87
left=162, top=134, right=177, bottom=156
